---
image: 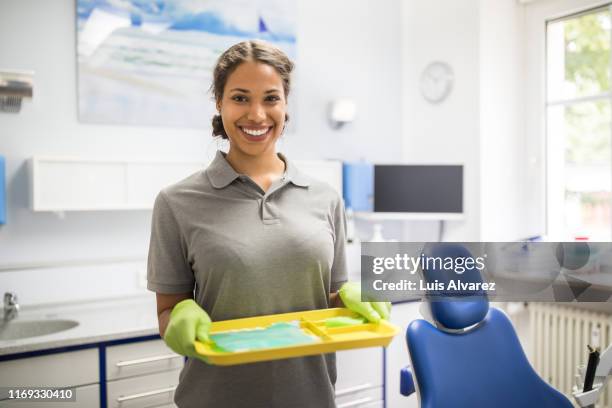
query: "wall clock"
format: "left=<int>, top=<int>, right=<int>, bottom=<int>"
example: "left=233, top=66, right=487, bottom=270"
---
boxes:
left=420, top=61, right=454, bottom=104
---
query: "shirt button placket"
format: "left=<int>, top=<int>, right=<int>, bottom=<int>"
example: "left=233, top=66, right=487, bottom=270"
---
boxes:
left=262, top=195, right=281, bottom=224
left=262, top=197, right=271, bottom=222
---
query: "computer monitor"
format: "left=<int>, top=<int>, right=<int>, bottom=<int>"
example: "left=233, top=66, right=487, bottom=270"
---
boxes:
left=373, top=165, right=463, bottom=219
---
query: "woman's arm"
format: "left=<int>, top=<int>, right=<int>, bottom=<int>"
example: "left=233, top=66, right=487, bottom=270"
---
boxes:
left=329, top=291, right=345, bottom=308
left=156, top=292, right=193, bottom=337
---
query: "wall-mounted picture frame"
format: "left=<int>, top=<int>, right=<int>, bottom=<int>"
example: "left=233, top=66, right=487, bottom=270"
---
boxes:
left=76, top=0, right=296, bottom=129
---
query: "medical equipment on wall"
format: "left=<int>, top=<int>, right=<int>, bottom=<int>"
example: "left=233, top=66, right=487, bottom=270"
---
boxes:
left=328, top=99, right=356, bottom=129
left=0, top=70, right=33, bottom=113
left=574, top=343, right=612, bottom=407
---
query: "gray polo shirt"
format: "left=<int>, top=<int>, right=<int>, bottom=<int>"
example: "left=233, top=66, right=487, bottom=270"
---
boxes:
left=147, top=150, right=347, bottom=408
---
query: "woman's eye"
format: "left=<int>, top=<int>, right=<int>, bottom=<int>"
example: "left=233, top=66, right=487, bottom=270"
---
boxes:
left=265, top=95, right=281, bottom=102
left=232, top=95, right=248, bottom=102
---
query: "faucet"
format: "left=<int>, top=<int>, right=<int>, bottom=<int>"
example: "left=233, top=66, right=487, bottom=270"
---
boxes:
left=4, top=292, right=19, bottom=321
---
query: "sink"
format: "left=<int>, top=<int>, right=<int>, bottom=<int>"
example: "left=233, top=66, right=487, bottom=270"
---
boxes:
left=0, top=319, right=79, bottom=341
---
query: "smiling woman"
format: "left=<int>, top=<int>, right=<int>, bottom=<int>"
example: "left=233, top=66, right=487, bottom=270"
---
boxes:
left=210, top=41, right=293, bottom=190
left=147, top=39, right=393, bottom=408
left=147, top=40, right=354, bottom=408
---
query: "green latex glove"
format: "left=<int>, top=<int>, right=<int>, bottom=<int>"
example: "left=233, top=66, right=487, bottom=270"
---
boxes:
left=324, top=316, right=367, bottom=327
left=338, top=282, right=391, bottom=323
left=164, top=299, right=211, bottom=361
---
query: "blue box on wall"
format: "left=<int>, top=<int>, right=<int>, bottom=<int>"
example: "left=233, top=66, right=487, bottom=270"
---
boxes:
left=342, top=162, right=373, bottom=212
left=0, top=156, right=5, bottom=224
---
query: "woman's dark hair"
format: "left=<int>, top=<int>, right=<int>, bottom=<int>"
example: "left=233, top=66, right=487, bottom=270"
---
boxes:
left=210, top=40, right=294, bottom=139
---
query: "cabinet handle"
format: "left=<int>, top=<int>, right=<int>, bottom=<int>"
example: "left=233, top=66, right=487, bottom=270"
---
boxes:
left=116, top=353, right=182, bottom=367
left=335, top=383, right=373, bottom=397
left=116, top=385, right=176, bottom=402
left=337, top=397, right=374, bottom=408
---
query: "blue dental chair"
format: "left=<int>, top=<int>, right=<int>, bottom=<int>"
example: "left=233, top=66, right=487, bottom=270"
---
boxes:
left=400, top=243, right=573, bottom=408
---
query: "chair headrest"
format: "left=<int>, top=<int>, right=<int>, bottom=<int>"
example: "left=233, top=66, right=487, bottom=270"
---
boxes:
left=421, top=243, right=489, bottom=331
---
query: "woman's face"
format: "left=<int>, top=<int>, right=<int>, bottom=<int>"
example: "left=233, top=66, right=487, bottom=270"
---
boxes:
left=218, top=61, right=287, bottom=158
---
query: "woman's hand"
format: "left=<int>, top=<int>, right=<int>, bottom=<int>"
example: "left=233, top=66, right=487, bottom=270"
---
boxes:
left=163, top=299, right=211, bottom=361
left=338, top=282, right=391, bottom=323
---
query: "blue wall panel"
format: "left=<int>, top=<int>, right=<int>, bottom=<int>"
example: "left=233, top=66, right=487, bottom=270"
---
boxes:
left=342, top=162, right=373, bottom=212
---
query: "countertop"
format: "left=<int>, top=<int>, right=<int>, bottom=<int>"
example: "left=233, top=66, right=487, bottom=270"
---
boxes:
left=0, top=291, right=419, bottom=358
left=0, top=295, right=159, bottom=356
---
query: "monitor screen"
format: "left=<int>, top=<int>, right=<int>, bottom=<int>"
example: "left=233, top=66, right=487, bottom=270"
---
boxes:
left=373, top=165, right=463, bottom=213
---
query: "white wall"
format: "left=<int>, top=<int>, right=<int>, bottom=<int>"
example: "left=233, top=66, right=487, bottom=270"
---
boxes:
left=480, top=0, right=530, bottom=240
left=0, top=0, right=402, bottom=267
left=291, top=0, right=403, bottom=163
left=400, top=0, right=481, bottom=241
left=0, top=0, right=402, bottom=303
left=399, top=0, right=535, bottom=242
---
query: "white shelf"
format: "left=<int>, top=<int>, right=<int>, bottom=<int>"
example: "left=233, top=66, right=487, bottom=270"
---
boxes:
left=29, top=156, right=205, bottom=212
left=354, top=212, right=464, bottom=221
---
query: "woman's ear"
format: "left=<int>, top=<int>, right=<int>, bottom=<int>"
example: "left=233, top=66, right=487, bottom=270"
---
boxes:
left=216, top=101, right=221, bottom=113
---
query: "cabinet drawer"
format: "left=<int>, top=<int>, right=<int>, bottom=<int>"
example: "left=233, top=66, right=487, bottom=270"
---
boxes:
left=336, top=386, right=382, bottom=408
left=106, top=339, right=183, bottom=380
left=360, top=400, right=384, bottom=408
left=336, top=347, right=383, bottom=390
left=0, top=348, right=98, bottom=395
left=107, top=369, right=180, bottom=408
left=0, top=384, right=99, bottom=408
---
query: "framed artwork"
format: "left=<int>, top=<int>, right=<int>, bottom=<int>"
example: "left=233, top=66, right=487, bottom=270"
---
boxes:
left=76, top=0, right=297, bottom=128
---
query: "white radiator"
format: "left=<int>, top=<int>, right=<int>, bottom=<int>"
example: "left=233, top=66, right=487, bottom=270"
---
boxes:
left=529, top=303, right=612, bottom=407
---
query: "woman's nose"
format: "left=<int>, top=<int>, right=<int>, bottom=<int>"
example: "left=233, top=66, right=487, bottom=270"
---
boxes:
left=247, top=103, right=266, bottom=122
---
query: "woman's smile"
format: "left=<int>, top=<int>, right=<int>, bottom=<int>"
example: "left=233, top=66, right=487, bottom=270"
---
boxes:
left=238, top=125, right=274, bottom=141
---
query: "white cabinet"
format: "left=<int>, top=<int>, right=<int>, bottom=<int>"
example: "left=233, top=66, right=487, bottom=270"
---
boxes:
left=105, top=339, right=182, bottom=408
left=336, top=386, right=383, bottom=408
left=336, top=347, right=383, bottom=407
left=0, top=338, right=181, bottom=408
left=29, top=157, right=204, bottom=211
left=28, top=157, right=343, bottom=212
left=107, top=369, right=180, bottom=408
left=0, top=348, right=100, bottom=407
left=0, top=385, right=99, bottom=408
left=106, top=338, right=183, bottom=380
left=293, top=160, right=343, bottom=195
left=385, top=301, right=422, bottom=408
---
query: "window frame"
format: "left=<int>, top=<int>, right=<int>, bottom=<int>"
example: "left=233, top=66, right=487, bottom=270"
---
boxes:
left=524, top=0, right=612, bottom=240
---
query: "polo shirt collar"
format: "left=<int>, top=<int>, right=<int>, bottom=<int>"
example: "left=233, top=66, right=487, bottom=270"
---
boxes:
left=206, top=150, right=240, bottom=189
left=206, top=150, right=310, bottom=189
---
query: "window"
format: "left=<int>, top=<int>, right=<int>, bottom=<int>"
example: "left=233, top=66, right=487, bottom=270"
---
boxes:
left=546, top=6, right=612, bottom=240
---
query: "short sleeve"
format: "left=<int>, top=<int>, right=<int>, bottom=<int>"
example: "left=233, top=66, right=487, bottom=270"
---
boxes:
left=147, top=191, right=195, bottom=294
left=330, top=194, right=348, bottom=292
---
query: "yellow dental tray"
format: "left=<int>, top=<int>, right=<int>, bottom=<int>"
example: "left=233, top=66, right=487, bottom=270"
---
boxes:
left=194, top=308, right=399, bottom=366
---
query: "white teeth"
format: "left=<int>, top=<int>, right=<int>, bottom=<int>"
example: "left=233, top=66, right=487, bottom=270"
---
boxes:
left=241, top=127, right=269, bottom=136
